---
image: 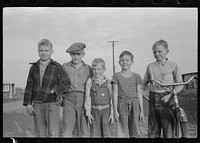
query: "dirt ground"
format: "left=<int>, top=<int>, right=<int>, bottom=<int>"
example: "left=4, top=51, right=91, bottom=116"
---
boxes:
left=3, top=100, right=197, bottom=138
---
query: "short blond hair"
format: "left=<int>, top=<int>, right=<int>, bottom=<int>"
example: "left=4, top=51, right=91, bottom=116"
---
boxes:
left=92, top=58, right=105, bottom=68
left=38, top=39, right=53, bottom=48
left=152, top=39, right=168, bottom=51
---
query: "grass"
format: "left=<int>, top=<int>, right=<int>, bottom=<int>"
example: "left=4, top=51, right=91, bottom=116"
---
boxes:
left=3, top=93, right=24, bottom=104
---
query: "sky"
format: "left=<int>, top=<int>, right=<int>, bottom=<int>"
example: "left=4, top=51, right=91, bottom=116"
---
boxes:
left=3, top=8, right=197, bottom=88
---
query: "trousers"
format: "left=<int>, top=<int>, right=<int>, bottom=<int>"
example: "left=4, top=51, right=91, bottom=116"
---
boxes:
left=90, top=107, right=112, bottom=137
left=62, top=92, right=90, bottom=137
left=117, top=96, right=141, bottom=138
left=33, top=101, right=59, bottom=137
left=148, top=91, right=175, bottom=138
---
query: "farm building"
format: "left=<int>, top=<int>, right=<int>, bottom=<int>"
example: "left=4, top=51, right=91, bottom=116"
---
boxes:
left=182, top=72, right=198, bottom=89
left=3, top=81, right=15, bottom=98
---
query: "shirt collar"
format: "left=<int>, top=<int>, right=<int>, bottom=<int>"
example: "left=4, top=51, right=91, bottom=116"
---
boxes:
left=39, top=59, right=51, bottom=66
left=69, top=60, right=86, bottom=67
left=92, top=75, right=108, bottom=83
left=156, top=58, right=168, bottom=66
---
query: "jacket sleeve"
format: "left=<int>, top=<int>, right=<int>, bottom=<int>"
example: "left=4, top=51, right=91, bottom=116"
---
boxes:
left=23, top=67, right=34, bottom=106
left=52, top=66, right=70, bottom=96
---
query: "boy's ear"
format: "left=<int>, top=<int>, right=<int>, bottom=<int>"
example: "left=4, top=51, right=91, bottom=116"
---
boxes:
left=82, top=52, right=86, bottom=57
left=51, top=49, right=54, bottom=54
left=167, top=49, right=169, bottom=53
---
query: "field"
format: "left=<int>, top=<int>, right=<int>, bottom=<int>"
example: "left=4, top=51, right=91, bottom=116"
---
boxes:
left=3, top=89, right=197, bottom=138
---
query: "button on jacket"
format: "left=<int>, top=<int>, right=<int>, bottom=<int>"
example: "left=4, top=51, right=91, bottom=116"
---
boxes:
left=23, top=59, right=70, bottom=105
left=62, top=61, right=93, bottom=92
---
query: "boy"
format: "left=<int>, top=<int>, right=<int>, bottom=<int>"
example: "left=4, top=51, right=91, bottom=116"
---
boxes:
left=84, top=58, right=114, bottom=138
left=62, top=42, right=93, bottom=137
left=112, top=50, right=144, bottom=138
left=23, top=39, right=70, bottom=137
left=141, top=39, right=183, bottom=138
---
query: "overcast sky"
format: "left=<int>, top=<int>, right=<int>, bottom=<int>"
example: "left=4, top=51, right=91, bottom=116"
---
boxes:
left=3, top=8, right=197, bottom=88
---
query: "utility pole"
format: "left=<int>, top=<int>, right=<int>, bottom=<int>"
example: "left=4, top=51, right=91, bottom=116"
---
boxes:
left=107, top=40, right=119, bottom=75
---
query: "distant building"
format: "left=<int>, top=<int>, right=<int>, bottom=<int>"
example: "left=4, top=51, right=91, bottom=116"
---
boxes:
left=182, top=72, right=198, bottom=89
left=3, top=81, right=15, bottom=98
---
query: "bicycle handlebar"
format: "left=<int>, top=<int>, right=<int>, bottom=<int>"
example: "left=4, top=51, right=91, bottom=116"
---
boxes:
left=152, top=76, right=195, bottom=87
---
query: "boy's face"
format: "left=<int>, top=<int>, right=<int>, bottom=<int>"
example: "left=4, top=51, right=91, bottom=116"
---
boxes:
left=152, top=45, right=168, bottom=62
left=38, top=45, right=53, bottom=62
left=119, top=55, right=133, bottom=70
left=70, top=52, right=85, bottom=65
left=92, top=63, right=106, bottom=78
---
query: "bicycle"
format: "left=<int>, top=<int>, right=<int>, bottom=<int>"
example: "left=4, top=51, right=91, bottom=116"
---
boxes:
left=150, top=76, right=195, bottom=138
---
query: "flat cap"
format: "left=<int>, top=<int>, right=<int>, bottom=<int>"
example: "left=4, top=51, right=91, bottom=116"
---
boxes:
left=66, top=42, right=86, bottom=53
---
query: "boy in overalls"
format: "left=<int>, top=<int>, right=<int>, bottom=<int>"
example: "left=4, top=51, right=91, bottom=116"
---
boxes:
left=85, top=58, right=114, bottom=137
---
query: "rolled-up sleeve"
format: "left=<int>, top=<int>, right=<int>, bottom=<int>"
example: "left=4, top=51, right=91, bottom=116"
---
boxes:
left=173, top=63, right=184, bottom=93
left=107, top=80, right=114, bottom=115
left=84, top=78, right=92, bottom=116
left=141, top=65, right=151, bottom=91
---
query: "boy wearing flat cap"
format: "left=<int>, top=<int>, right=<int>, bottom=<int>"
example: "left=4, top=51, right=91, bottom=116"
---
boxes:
left=62, top=42, right=93, bottom=137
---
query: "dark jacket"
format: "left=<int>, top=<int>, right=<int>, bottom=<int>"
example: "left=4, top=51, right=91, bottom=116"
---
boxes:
left=23, top=59, right=70, bottom=106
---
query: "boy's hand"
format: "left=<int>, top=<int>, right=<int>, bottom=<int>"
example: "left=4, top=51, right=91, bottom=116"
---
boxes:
left=139, top=112, right=144, bottom=122
left=114, top=111, right=119, bottom=122
left=58, top=95, right=64, bottom=106
left=87, top=114, right=94, bottom=126
left=26, top=105, right=35, bottom=116
left=109, top=114, right=114, bottom=124
left=161, top=93, right=172, bottom=103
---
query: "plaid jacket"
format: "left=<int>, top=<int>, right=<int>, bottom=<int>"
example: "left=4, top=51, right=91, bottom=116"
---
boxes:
left=23, top=59, right=70, bottom=106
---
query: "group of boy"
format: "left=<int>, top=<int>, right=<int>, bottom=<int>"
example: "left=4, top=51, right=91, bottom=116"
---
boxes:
left=23, top=38, right=183, bottom=138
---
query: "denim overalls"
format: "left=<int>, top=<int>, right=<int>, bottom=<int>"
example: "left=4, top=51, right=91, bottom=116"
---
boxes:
left=90, top=79, right=112, bottom=137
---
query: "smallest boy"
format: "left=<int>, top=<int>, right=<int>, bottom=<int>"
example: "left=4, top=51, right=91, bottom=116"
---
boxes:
left=84, top=58, right=114, bottom=138
left=23, top=39, right=70, bottom=137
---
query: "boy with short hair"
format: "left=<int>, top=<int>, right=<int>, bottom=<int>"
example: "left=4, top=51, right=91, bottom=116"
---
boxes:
left=141, top=39, right=183, bottom=138
left=23, top=39, right=70, bottom=137
left=62, top=42, right=93, bottom=137
left=84, top=58, right=114, bottom=138
left=112, top=50, right=144, bottom=138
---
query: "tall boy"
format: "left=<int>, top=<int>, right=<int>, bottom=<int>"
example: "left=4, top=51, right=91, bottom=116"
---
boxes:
left=141, top=39, right=183, bottom=138
left=84, top=58, right=114, bottom=137
left=23, top=39, right=70, bottom=137
left=62, top=42, right=93, bottom=137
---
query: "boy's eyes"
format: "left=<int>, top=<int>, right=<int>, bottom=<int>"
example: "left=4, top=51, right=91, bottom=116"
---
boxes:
left=71, top=53, right=81, bottom=56
left=120, top=59, right=130, bottom=62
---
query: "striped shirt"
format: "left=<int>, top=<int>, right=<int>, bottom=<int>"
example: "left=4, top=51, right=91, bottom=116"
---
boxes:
left=141, top=58, right=183, bottom=93
left=62, top=61, right=93, bottom=92
left=112, top=72, right=142, bottom=99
